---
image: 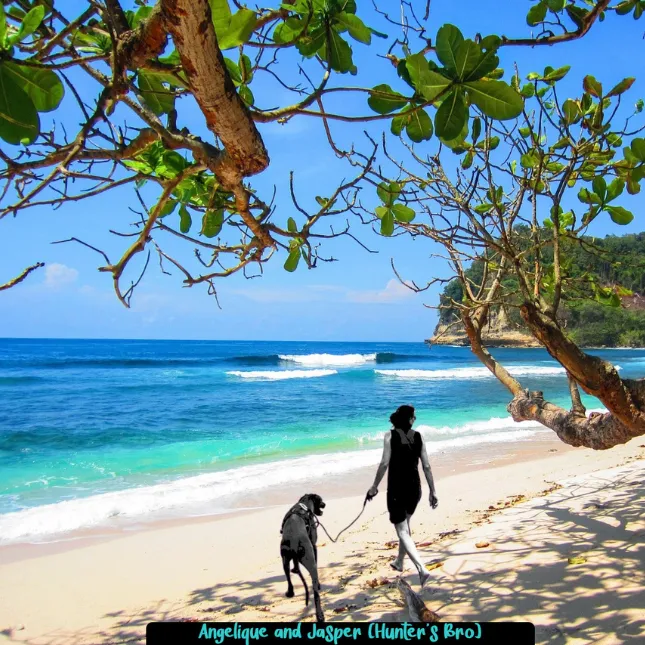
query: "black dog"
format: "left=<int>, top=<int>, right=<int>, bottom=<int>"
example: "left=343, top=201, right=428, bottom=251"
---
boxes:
left=280, top=493, right=326, bottom=623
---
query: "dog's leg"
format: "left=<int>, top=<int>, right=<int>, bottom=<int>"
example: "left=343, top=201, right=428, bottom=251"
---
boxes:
left=281, top=552, right=295, bottom=598
left=300, top=545, right=324, bottom=623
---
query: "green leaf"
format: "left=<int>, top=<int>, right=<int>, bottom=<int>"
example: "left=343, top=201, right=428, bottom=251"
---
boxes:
left=439, top=116, right=469, bottom=149
left=284, top=248, right=301, bottom=272
left=391, top=203, right=415, bottom=222
left=615, top=1, right=635, bottom=14
left=460, top=41, right=499, bottom=82
left=480, top=35, right=501, bottom=52
left=527, top=1, right=547, bottom=25
left=0, top=65, right=39, bottom=145
left=377, top=181, right=401, bottom=205
left=552, top=137, right=569, bottom=150
left=224, top=58, right=242, bottom=84
left=435, top=91, right=467, bottom=139
left=287, top=217, right=297, bottom=233
left=391, top=113, right=406, bottom=136
left=520, top=83, right=535, bottom=99
left=296, top=25, right=325, bottom=57
left=630, top=138, right=645, bottom=161
left=380, top=209, right=395, bottom=236
left=484, top=68, right=504, bottom=80
left=606, top=205, right=634, bottom=225
left=374, top=205, right=388, bottom=219
left=519, top=126, right=531, bottom=138
left=566, top=5, right=588, bottom=28
left=133, top=6, right=153, bottom=27
left=606, top=178, right=625, bottom=201
left=592, top=176, right=607, bottom=201
left=9, top=5, right=45, bottom=44
left=218, top=9, right=257, bottom=50
left=2, top=62, right=64, bottom=113
left=471, top=117, right=481, bottom=144
left=461, top=150, right=474, bottom=169
left=546, top=0, right=566, bottom=11
left=239, top=84, right=254, bottom=107
left=405, top=54, right=452, bottom=101
left=159, top=199, right=178, bottom=218
left=138, top=71, right=174, bottom=116
left=367, top=84, right=407, bottom=114
left=240, top=54, right=253, bottom=83
left=406, top=108, right=433, bottom=142
left=179, top=205, right=192, bottom=234
left=583, top=75, right=603, bottom=98
left=465, top=80, right=523, bottom=120
left=435, top=24, right=463, bottom=72
left=473, top=203, right=493, bottom=214
left=209, top=0, right=232, bottom=36
left=335, top=12, right=371, bottom=44
left=607, top=77, right=635, bottom=97
left=321, top=30, right=354, bottom=73
left=273, top=17, right=303, bottom=44
left=201, top=209, right=224, bottom=237
left=562, top=99, right=581, bottom=124
left=544, top=65, right=570, bottom=82
left=637, top=99, right=645, bottom=113
left=521, top=151, right=540, bottom=169
left=0, top=4, right=6, bottom=43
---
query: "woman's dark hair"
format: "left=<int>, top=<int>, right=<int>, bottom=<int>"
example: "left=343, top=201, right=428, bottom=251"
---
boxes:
left=390, top=405, right=415, bottom=431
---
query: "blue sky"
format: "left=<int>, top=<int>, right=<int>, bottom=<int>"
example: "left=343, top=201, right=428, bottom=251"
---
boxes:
left=0, top=0, right=644, bottom=341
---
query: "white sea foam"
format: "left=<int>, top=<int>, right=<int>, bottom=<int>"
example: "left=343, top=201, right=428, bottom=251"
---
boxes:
left=0, top=420, right=553, bottom=545
left=375, top=365, right=568, bottom=379
left=356, top=416, right=546, bottom=443
left=278, top=353, right=377, bottom=366
left=226, top=369, right=337, bottom=380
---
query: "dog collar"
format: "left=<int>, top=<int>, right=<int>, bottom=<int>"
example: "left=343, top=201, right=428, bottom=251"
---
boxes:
left=298, top=503, right=309, bottom=512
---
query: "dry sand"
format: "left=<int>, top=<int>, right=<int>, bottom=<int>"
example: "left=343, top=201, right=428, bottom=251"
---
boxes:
left=0, top=437, right=644, bottom=645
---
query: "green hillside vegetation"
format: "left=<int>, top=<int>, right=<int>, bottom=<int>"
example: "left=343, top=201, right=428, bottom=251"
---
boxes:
left=438, top=231, right=645, bottom=348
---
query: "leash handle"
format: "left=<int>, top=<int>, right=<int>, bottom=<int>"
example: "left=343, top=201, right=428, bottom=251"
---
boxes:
left=316, top=496, right=368, bottom=544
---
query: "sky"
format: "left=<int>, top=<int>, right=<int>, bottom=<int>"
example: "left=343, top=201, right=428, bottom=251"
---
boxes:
left=0, top=0, right=644, bottom=342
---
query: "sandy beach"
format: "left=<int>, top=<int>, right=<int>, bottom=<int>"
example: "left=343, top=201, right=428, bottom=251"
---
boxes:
left=0, top=435, right=643, bottom=645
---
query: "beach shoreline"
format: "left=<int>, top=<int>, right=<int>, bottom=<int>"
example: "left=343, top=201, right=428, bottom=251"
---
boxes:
left=0, top=435, right=643, bottom=644
left=0, top=430, right=588, bottom=560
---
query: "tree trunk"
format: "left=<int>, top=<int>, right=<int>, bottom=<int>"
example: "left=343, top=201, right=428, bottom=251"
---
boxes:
left=507, top=391, right=637, bottom=450
left=160, top=0, right=269, bottom=187
left=520, top=302, right=645, bottom=436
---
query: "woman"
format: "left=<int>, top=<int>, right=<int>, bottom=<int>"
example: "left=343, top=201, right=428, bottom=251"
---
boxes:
left=367, top=405, right=438, bottom=587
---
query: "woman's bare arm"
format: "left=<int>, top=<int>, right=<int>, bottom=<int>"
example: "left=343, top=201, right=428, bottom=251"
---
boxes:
left=368, top=433, right=391, bottom=496
left=420, top=435, right=438, bottom=507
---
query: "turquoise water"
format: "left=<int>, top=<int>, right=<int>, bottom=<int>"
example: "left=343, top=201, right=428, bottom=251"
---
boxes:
left=1, top=338, right=643, bottom=543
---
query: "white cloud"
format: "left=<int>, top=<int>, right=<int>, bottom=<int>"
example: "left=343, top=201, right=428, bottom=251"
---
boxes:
left=345, top=279, right=416, bottom=304
left=229, top=280, right=417, bottom=305
left=44, top=263, right=78, bottom=289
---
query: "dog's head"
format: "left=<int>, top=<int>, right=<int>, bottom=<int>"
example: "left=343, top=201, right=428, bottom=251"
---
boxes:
left=300, top=493, right=326, bottom=516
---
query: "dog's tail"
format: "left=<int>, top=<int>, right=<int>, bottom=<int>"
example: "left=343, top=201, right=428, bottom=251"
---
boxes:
left=296, top=568, right=309, bottom=606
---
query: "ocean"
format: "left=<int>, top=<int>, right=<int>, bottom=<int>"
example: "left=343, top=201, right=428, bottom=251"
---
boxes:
left=1, top=338, right=643, bottom=545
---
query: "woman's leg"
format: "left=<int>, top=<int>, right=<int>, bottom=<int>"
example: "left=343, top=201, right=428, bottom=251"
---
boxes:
left=394, top=517, right=430, bottom=587
left=391, top=515, right=412, bottom=570
left=391, top=538, right=406, bottom=571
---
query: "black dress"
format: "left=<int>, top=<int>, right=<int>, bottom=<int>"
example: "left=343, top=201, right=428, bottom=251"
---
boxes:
left=387, top=429, right=423, bottom=524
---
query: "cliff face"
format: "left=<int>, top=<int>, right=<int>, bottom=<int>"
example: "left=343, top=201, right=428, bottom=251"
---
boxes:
left=427, top=308, right=541, bottom=348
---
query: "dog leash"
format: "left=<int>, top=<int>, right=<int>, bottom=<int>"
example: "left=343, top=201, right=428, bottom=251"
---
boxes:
left=315, top=491, right=375, bottom=543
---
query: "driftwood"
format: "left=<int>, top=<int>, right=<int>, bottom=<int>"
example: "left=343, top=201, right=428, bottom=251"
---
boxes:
left=396, top=577, right=440, bottom=622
